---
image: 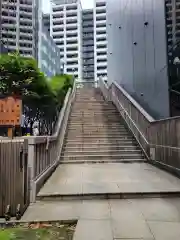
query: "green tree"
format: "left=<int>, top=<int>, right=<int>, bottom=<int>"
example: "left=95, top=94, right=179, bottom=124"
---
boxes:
left=49, top=74, right=74, bottom=108
left=0, top=52, right=58, bottom=135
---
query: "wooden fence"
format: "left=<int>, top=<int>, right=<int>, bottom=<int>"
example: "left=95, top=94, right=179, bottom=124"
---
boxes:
left=99, top=78, right=180, bottom=177
left=0, top=81, right=76, bottom=219
left=0, top=139, right=29, bottom=219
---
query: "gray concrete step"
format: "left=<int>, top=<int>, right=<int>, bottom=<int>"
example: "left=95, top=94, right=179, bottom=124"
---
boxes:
left=37, top=192, right=180, bottom=201
left=68, top=121, right=122, bottom=124
left=61, top=159, right=146, bottom=164
left=61, top=153, right=145, bottom=161
left=65, top=135, right=133, bottom=140
left=64, top=141, right=138, bottom=148
left=65, top=139, right=137, bottom=145
left=63, top=145, right=139, bottom=151
left=67, top=124, right=125, bottom=128
left=62, top=149, right=142, bottom=156
left=66, top=133, right=131, bottom=138
left=66, top=131, right=129, bottom=135
left=67, top=128, right=127, bottom=132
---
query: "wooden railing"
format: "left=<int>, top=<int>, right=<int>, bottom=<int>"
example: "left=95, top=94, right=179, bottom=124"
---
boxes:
left=99, top=78, right=180, bottom=176
left=28, top=81, right=76, bottom=202
left=0, top=139, right=29, bottom=219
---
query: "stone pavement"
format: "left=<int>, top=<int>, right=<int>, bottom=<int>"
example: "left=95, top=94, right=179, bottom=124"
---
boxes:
left=21, top=162, right=180, bottom=239
left=38, top=163, right=180, bottom=198
left=22, top=198, right=180, bottom=239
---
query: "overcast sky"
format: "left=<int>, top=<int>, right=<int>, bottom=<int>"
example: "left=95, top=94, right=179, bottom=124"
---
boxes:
left=42, top=0, right=94, bottom=13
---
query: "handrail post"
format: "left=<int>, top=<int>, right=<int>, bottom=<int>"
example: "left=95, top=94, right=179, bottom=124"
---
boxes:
left=28, top=138, right=36, bottom=203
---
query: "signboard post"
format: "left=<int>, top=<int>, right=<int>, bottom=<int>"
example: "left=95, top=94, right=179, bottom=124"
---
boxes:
left=0, top=96, right=22, bottom=138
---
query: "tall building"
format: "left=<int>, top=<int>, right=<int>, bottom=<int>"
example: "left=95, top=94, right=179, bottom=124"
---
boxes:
left=165, top=0, right=180, bottom=116
left=82, top=9, right=94, bottom=81
left=0, top=0, right=42, bottom=59
left=50, top=0, right=82, bottom=80
left=38, top=24, right=62, bottom=78
left=43, top=13, right=50, bottom=32
left=106, top=0, right=170, bottom=119
left=94, top=0, right=107, bottom=82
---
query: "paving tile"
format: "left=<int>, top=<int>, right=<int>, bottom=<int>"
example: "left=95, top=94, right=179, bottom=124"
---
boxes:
left=39, top=182, right=83, bottom=196
left=109, top=200, right=153, bottom=239
left=130, top=198, right=180, bottom=222
left=82, top=182, right=119, bottom=194
left=148, top=221, right=180, bottom=240
left=80, top=200, right=111, bottom=220
left=73, top=219, right=113, bottom=240
left=38, top=163, right=180, bottom=197
left=22, top=201, right=82, bottom=221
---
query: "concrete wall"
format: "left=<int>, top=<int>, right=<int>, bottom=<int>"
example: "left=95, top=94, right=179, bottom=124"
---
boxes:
left=107, top=0, right=170, bottom=119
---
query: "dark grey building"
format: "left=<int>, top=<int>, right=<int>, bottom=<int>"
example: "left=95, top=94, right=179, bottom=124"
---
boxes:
left=43, top=13, right=50, bottom=33
left=107, top=0, right=170, bottom=119
left=165, top=0, right=180, bottom=116
left=82, top=9, right=94, bottom=81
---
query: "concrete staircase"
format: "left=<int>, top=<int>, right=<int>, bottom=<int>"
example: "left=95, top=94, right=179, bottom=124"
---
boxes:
left=61, top=87, right=146, bottom=164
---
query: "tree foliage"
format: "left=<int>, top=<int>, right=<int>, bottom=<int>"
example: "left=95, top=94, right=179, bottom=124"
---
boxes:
left=0, top=52, right=73, bottom=135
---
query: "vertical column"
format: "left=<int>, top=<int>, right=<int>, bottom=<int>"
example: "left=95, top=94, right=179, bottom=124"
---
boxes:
left=28, top=139, right=36, bottom=203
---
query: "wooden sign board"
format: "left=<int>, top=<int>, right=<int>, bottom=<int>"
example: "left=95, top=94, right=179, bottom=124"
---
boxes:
left=0, top=96, right=22, bottom=126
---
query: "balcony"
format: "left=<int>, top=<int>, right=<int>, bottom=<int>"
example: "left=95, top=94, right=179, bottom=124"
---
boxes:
left=66, top=24, right=78, bottom=31
left=66, top=12, right=77, bottom=18
left=66, top=39, right=78, bottom=45
left=96, top=20, right=106, bottom=27
left=53, top=27, right=64, bottom=33
left=52, top=6, right=64, bottom=13
left=66, top=45, right=78, bottom=52
left=53, top=20, right=64, bottom=25
left=96, top=34, right=106, bottom=41
left=96, top=48, right=107, bottom=54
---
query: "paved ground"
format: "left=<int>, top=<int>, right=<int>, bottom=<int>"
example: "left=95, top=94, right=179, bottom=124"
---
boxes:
left=22, top=162, right=180, bottom=239
left=38, top=163, right=180, bottom=197
left=22, top=198, right=180, bottom=239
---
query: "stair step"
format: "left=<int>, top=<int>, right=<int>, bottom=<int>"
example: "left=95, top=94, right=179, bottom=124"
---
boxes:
left=65, top=140, right=136, bottom=144
left=64, top=142, right=138, bottom=147
left=68, top=128, right=129, bottom=136
left=68, top=124, right=125, bottom=127
left=63, top=146, right=139, bottom=151
left=67, top=128, right=127, bottom=132
left=61, top=159, right=146, bottom=164
left=75, top=100, right=105, bottom=103
left=65, top=135, right=132, bottom=139
left=37, top=191, right=180, bottom=201
left=61, top=154, right=145, bottom=161
left=68, top=121, right=122, bottom=124
left=62, top=150, right=142, bottom=156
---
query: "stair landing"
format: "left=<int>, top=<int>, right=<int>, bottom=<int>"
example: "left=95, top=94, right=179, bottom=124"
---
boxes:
left=37, top=163, right=180, bottom=200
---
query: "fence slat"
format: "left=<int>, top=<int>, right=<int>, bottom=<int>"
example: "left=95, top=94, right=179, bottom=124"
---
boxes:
left=0, top=140, right=29, bottom=218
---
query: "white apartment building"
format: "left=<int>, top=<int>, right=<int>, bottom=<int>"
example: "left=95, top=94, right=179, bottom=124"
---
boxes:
left=50, top=0, right=82, bottom=80
left=0, top=0, right=42, bottom=59
left=94, top=0, right=107, bottom=82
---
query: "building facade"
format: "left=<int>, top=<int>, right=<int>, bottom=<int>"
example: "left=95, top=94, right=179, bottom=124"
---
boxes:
left=0, top=0, right=42, bottom=59
left=43, top=13, right=50, bottom=32
left=82, top=9, right=94, bottom=81
left=50, top=0, right=82, bottom=80
left=165, top=0, right=180, bottom=116
left=106, top=0, right=170, bottom=119
left=38, top=25, right=62, bottom=78
left=94, top=0, right=107, bottom=82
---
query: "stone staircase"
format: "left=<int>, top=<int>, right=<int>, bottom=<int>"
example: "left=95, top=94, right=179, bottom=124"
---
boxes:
left=60, top=87, right=146, bottom=164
